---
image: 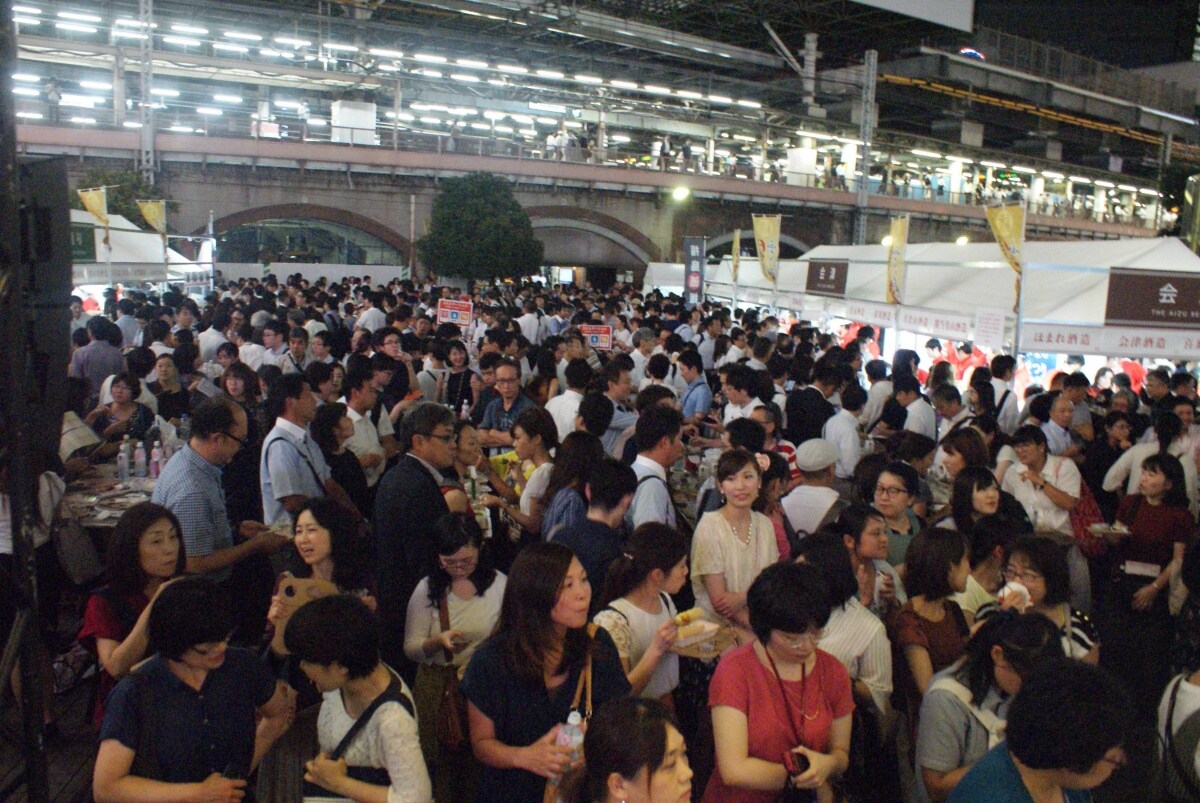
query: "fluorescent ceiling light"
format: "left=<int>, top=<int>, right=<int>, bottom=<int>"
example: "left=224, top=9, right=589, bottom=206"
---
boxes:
left=273, top=36, right=311, bottom=48
left=57, top=11, right=101, bottom=22
left=16, top=111, right=43, bottom=119
left=470, top=122, right=490, bottom=131
left=497, top=64, right=528, bottom=74
left=12, top=6, right=42, bottom=14
left=563, top=120, right=581, bottom=128
left=214, top=94, right=243, bottom=103
left=421, top=117, right=443, bottom=124
left=391, top=112, right=414, bottom=121
left=171, top=24, right=208, bottom=34
left=12, top=87, right=39, bottom=96
left=644, top=85, right=671, bottom=95
left=1140, top=188, right=1160, bottom=196
left=736, top=99, right=762, bottom=108
left=1041, top=171, right=1064, bottom=179
left=168, top=124, right=193, bottom=132
left=150, top=88, right=179, bottom=97
left=707, top=94, right=732, bottom=104
left=675, top=90, right=703, bottom=99
left=510, top=114, right=534, bottom=124
left=611, top=134, right=630, bottom=143
left=13, top=17, right=40, bottom=25
left=259, top=48, right=284, bottom=57
left=456, top=58, right=488, bottom=68
left=1011, top=165, right=1037, bottom=174
left=60, top=93, right=100, bottom=107
left=610, top=80, right=638, bottom=89
left=162, top=36, right=202, bottom=46
left=417, top=69, right=443, bottom=78
left=1094, top=180, right=1115, bottom=187
left=947, top=156, right=973, bottom=164
left=494, top=125, right=514, bottom=133
left=274, top=100, right=303, bottom=109
left=451, top=73, right=479, bottom=82
left=11, top=73, right=39, bottom=83
left=486, top=78, right=506, bottom=85
left=1117, top=184, right=1138, bottom=192
left=536, top=116, right=558, bottom=125
left=796, top=130, right=834, bottom=140
left=536, top=69, right=564, bottom=79
left=196, top=107, right=222, bottom=115
left=573, top=74, right=603, bottom=84
left=114, top=18, right=154, bottom=28
left=413, top=53, right=447, bottom=63
left=979, top=160, right=1006, bottom=168
left=112, top=30, right=148, bottom=40
left=1068, top=176, right=1091, bottom=183
left=483, top=110, right=506, bottom=120
left=213, top=43, right=248, bottom=53
left=70, top=116, right=97, bottom=124
left=519, top=128, right=537, bottom=136
left=324, top=43, right=358, bottom=52
left=378, top=64, right=400, bottom=72
left=122, top=120, right=142, bottom=128
left=307, top=118, right=326, bottom=127
left=223, top=31, right=261, bottom=41
left=911, top=149, right=942, bottom=159
left=369, top=47, right=404, bottom=58
left=79, top=80, right=112, bottom=90
left=529, top=102, right=567, bottom=114
left=55, top=21, right=97, bottom=32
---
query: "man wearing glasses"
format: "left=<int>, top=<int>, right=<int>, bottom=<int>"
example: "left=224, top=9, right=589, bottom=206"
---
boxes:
left=153, top=397, right=290, bottom=641
left=374, top=402, right=457, bottom=682
left=478, top=358, right=536, bottom=457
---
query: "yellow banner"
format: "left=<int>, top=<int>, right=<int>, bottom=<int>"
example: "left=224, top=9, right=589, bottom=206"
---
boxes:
left=731, top=229, right=741, bottom=283
left=77, top=187, right=108, bottom=226
left=885, top=216, right=909, bottom=305
left=752, top=214, right=781, bottom=284
left=985, top=204, right=1026, bottom=312
left=137, top=199, right=167, bottom=234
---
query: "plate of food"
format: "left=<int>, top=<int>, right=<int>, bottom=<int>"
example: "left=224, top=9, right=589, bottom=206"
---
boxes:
left=669, top=608, right=736, bottom=660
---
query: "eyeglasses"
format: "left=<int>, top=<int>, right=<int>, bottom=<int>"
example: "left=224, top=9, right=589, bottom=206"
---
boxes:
left=495, top=377, right=518, bottom=385
left=423, top=432, right=455, bottom=444
left=222, top=431, right=249, bottom=447
left=440, top=555, right=478, bottom=569
left=776, top=630, right=822, bottom=647
left=1004, top=566, right=1043, bottom=584
left=874, top=485, right=909, bottom=498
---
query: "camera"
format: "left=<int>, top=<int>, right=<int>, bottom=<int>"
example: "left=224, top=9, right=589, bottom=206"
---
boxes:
left=782, top=749, right=810, bottom=777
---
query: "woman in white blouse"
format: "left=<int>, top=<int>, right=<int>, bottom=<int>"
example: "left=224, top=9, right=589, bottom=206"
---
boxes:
left=286, top=594, right=432, bottom=803
left=690, top=448, right=780, bottom=642
left=593, top=522, right=689, bottom=705
left=404, top=513, right=506, bottom=801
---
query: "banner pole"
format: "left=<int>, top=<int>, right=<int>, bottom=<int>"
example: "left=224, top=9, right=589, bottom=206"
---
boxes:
left=1013, top=206, right=1027, bottom=355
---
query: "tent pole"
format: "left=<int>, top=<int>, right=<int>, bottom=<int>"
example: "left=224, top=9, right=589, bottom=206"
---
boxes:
left=1013, top=208, right=1028, bottom=355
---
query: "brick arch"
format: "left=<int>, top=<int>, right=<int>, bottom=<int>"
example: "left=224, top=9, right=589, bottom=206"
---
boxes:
left=201, top=203, right=411, bottom=254
left=524, top=206, right=662, bottom=264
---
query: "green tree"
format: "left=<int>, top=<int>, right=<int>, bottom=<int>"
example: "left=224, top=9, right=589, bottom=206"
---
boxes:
left=417, top=172, right=543, bottom=280
left=70, top=168, right=172, bottom=229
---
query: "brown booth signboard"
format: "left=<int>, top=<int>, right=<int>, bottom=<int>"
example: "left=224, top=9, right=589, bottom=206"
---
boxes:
left=1104, top=268, right=1200, bottom=329
left=806, top=259, right=848, bottom=298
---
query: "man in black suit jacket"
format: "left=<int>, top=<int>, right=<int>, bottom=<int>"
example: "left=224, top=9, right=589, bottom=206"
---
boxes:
left=785, top=359, right=839, bottom=445
left=373, top=402, right=455, bottom=682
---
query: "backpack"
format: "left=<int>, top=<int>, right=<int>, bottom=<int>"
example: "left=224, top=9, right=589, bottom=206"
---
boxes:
left=927, top=673, right=1006, bottom=750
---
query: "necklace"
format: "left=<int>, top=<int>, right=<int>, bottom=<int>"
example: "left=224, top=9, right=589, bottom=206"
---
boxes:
left=725, top=511, right=752, bottom=545
left=763, top=645, right=821, bottom=722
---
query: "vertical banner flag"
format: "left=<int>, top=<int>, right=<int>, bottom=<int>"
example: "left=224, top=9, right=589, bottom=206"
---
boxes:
left=77, top=186, right=110, bottom=247
left=137, top=199, right=169, bottom=262
left=985, top=204, right=1026, bottom=313
left=885, top=215, right=909, bottom=305
left=752, top=214, right=781, bottom=284
left=682, top=236, right=706, bottom=306
left=731, top=229, right=741, bottom=283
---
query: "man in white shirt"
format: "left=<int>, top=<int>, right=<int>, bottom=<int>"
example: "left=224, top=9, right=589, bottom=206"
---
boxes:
left=516, top=300, right=543, bottom=345
left=546, top=358, right=591, bottom=440
left=627, top=405, right=686, bottom=530
left=823, top=384, right=866, bottom=484
left=932, top=384, right=973, bottom=443
left=695, top=316, right=722, bottom=369
left=629, top=328, right=656, bottom=386
left=355, top=292, right=387, bottom=333
left=197, top=309, right=231, bottom=363
left=895, top=374, right=937, bottom=441
left=721, top=365, right=764, bottom=425
left=781, top=439, right=844, bottom=535
left=233, top=324, right=267, bottom=371
left=990, top=354, right=1020, bottom=435
left=342, top=368, right=388, bottom=488
left=262, top=320, right=289, bottom=360
left=860, top=359, right=893, bottom=429
left=276, top=327, right=313, bottom=375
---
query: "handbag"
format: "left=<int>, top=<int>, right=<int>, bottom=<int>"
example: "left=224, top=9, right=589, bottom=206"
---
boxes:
left=1068, top=471, right=1107, bottom=558
left=542, top=624, right=596, bottom=803
left=48, top=477, right=102, bottom=585
left=435, top=595, right=470, bottom=752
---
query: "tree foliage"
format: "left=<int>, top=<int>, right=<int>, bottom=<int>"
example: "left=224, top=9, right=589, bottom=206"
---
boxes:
left=417, top=172, right=543, bottom=280
left=70, top=168, right=172, bottom=229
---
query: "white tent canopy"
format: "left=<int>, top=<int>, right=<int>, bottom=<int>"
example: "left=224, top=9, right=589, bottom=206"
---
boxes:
left=71, top=210, right=200, bottom=285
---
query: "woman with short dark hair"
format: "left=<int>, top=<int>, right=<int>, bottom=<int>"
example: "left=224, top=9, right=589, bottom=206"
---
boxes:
left=873, top=460, right=923, bottom=568
left=569, top=698, right=693, bottom=803
left=286, top=594, right=432, bottom=802
left=85, top=371, right=155, bottom=449
left=461, top=542, right=630, bottom=802
left=708, top=561, right=853, bottom=803
left=78, top=503, right=186, bottom=728
left=92, top=576, right=291, bottom=803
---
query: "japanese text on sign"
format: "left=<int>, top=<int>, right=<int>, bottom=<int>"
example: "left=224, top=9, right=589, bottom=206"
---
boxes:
left=436, top=299, right=474, bottom=330
left=579, top=324, right=613, bottom=351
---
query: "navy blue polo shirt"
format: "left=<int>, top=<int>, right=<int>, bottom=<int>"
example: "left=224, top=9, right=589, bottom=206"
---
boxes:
left=99, top=647, right=275, bottom=782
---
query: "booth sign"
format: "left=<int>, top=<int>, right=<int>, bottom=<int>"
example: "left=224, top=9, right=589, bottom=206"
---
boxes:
left=1105, top=268, right=1200, bottom=329
left=579, top=325, right=612, bottom=350
left=806, top=260, right=848, bottom=298
left=437, top=299, right=474, bottom=330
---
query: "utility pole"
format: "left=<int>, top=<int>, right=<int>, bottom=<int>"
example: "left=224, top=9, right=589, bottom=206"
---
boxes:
left=137, top=0, right=155, bottom=183
left=853, top=49, right=877, bottom=245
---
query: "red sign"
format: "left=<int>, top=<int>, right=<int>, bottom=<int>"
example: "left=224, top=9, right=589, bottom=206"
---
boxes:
left=436, top=299, right=474, bottom=329
left=579, top=324, right=613, bottom=350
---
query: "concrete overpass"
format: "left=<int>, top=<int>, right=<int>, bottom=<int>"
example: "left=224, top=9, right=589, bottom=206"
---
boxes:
left=17, top=124, right=1156, bottom=275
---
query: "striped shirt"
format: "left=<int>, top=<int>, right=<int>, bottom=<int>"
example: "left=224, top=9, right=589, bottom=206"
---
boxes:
left=151, top=445, right=234, bottom=581
left=977, top=601, right=1098, bottom=659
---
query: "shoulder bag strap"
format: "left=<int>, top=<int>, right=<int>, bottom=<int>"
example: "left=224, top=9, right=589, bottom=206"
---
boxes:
left=927, top=675, right=1006, bottom=749
left=1165, top=676, right=1200, bottom=799
left=330, top=669, right=413, bottom=760
left=438, top=594, right=455, bottom=662
left=569, top=624, right=597, bottom=719
left=264, top=436, right=324, bottom=490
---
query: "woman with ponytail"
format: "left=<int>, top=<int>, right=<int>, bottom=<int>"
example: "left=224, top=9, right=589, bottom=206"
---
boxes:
left=593, top=523, right=690, bottom=705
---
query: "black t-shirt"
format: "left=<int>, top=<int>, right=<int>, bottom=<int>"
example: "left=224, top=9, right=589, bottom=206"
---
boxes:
left=551, top=519, right=623, bottom=615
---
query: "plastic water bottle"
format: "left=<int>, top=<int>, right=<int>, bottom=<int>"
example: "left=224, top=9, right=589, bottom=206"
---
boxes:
left=149, top=441, right=163, bottom=479
left=133, top=442, right=147, bottom=478
left=117, top=440, right=131, bottom=482
left=178, top=414, right=191, bottom=443
left=547, top=710, right=585, bottom=794
left=460, top=400, right=470, bottom=420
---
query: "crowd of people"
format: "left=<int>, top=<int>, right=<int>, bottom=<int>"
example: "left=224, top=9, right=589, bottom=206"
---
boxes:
left=8, top=273, right=1200, bottom=801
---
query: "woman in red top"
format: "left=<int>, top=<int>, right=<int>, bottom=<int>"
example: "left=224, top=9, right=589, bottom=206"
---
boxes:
left=77, top=502, right=186, bottom=728
left=1108, top=452, right=1195, bottom=714
left=887, top=527, right=971, bottom=742
left=708, top=562, right=853, bottom=803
